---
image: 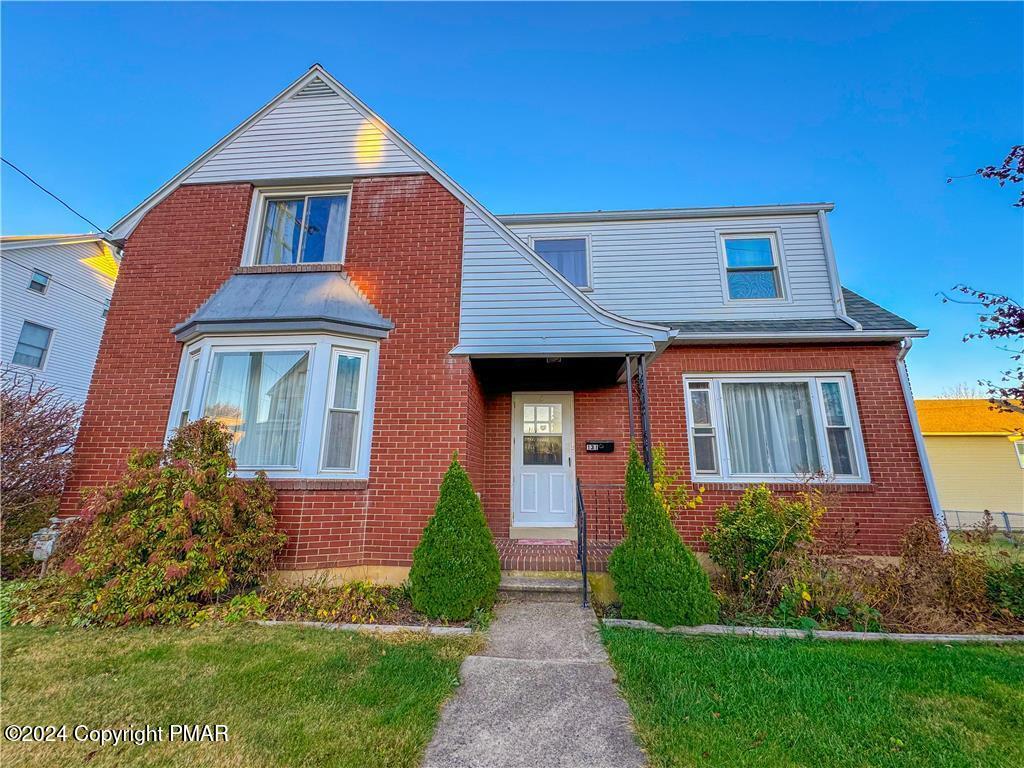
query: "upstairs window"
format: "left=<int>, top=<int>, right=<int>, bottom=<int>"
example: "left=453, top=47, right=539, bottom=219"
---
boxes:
left=28, top=270, right=50, bottom=294
left=532, top=237, right=591, bottom=289
left=1015, top=440, right=1024, bottom=470
left=250, top=187, right=350, bottom=265
left=722, top=234, right=783, bottom=300
left=12, top=321, right=53, bottom=369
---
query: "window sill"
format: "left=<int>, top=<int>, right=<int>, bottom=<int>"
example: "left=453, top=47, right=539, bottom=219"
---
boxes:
left=263, top=478, right=369, bottom=491
left=235, top=263, right=346, bottom=275
left=696, top=479, right=874, bottom=493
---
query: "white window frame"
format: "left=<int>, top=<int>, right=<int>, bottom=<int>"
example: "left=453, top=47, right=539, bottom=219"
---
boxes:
left=682, top=372, right=870, bottom=484
left=716, top=230, right=791, bottom=304
left=527, top=233, right=593, bottom=291
left=318, top=346, right=371, bottom=474
left=241, top=184, right=353, bottom=267
left=28, top=269, right=50, bottom=294
left=1014, top=440, right=1024, bottom=470
left=166, top=332, right=379, bottom=479
left=11, top=320, right=55, bottom=371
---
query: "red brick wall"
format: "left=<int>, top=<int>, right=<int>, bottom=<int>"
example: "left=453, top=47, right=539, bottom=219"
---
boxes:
left=61, top=174, right=480, bottom=571
left=477, top=343, right=933, bottom=554
left=346, top=176, right=470, bottom=567
left=60, top=183, right=255, bottom=516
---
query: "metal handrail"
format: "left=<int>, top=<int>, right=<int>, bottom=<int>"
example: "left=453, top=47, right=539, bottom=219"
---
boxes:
left=576, top=478, right=589, bottom=608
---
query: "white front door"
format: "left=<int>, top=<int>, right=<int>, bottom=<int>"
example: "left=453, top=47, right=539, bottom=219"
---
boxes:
left=511, top=392, right=575, bottom=527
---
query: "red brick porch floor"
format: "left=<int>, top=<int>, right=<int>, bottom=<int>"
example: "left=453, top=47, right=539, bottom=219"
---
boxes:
left=495, top=538, right=615, bottom=572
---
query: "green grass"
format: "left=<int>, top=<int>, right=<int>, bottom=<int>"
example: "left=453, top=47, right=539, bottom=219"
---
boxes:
left=950, top=531, right=1023, bottom=565
left=1, top=625, right=481, bottom=768
left=602, top=627, right=1024, bottom=768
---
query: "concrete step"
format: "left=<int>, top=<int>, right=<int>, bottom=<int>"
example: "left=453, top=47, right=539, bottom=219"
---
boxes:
left=499, top=575, right=583, bottom=602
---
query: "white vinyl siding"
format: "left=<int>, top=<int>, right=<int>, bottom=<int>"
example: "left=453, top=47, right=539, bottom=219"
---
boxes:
left=185, top=77, right=423, bottom=184
left=0, top=240, right=115, bottom=403
left=506, top=214, right=837, bottom=323
left=458, top=211, right=659, bottom=355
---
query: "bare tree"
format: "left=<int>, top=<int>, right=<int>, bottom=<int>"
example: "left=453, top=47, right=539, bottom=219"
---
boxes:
left=0, top=366, right=80, bottom=508
left=936, top=382, right=984, bottom=399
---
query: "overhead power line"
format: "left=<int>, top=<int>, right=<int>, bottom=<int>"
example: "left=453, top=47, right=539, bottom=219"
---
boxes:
left=2, top=156, right=111, bottom=236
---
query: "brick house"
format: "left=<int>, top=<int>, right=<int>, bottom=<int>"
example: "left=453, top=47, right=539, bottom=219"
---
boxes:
left=61, top=66, right=944, bottom=582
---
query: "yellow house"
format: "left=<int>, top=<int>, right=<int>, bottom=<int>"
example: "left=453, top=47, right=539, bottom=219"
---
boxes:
left=917, top=399, right=1024, bottom=529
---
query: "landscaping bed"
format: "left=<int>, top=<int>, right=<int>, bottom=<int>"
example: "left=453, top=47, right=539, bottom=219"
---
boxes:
left=1, top=624, right=481, bottom=768
left=602, top=626, right=1024, bottom=768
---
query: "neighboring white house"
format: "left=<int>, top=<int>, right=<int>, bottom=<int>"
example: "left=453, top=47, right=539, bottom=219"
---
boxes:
left=1, top=235, right=119, bottom=403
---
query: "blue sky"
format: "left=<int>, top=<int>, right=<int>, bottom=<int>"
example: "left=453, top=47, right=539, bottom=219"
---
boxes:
left=2, top=2, right=1021, bottom=397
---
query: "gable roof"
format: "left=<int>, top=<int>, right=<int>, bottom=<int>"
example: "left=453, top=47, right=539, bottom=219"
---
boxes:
left=917, top=399, right=1024, bottom=435
left=111, top=65, right=673, bottom=353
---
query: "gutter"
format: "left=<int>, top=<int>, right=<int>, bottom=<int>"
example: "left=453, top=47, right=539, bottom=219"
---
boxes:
left=499, top=202, right=835, bottom=225
left=896, top=338, right=949, bottom=548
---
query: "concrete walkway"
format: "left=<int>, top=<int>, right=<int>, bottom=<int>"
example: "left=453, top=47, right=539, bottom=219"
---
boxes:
left=422, top=593, right=646, bottom=768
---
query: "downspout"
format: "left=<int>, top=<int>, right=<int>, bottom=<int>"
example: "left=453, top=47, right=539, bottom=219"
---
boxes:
left=817, top=209, right=862, bottom=331
left=896, top=337, right=949, bottom=549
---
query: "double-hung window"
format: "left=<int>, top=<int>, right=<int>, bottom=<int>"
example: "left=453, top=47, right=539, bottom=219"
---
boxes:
left=12, top=321, right=53, bottom=369
left=28, top=270, right=50, bottom=294
left=168, top=333, right=378, bottom=478
left=531, top=236, right=591, bottom=289
left=721, top=233, right=784, bottom=300
left=249, top=187, right=351, bottom=265
left=684, top=374, right=868, bottom=482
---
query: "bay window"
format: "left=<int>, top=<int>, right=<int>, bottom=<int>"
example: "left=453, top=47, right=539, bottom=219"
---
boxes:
left=684, top=374, right=868, bottom=482
left=167, top=333, right=378, bottom=478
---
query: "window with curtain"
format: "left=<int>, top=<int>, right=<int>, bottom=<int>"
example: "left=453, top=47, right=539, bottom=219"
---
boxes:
left=171, top=334, right=378, bottom=478
left=257, top=193, right=348, bottom=265
left=12, top=321, right=53, bottom=368
left=203, top=349, right=310, bottom=467
left=722, top=234, right=782, bottom=300
left=532, top=238, right=590, bottom=288
left=684, top=375, right=867, bottom=482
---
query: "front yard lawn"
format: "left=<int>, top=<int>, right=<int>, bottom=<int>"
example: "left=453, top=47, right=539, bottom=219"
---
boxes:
left=603, top=627, right=1024, bottom=768
left=1, top=625, right=480, bottom=768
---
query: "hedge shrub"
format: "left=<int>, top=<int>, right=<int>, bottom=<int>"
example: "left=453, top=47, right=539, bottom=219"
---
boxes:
left=987, top=562, right=1024, bottom=620
left=608, top=446, right=718, bottom=627
left=703, top=484, right=822, bottom=594
left=409, top=455, right=500, bottom=620
left=63, top=419, right=285, bottom=625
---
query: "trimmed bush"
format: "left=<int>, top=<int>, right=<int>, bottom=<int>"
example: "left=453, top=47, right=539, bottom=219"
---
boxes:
left=409, top=455, right=500, bottom=620
left=608, top=446, right=718, bottom=627
left=62, top=419, right=285, bottom=625
left=703, top=484, right=822, bottom=594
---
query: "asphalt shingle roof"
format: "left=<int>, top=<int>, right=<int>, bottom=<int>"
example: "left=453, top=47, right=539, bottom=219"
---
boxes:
left=664, top=288, right=918, bottom=336
left=916, top=399, right=1024, bottom=434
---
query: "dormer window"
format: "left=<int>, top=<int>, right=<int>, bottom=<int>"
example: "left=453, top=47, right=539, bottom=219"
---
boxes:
left=721, top=233, right=784, bottom=300
left=246, top=186, right=351, bottom=266
left=530, top=236, right=591, bottom=289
